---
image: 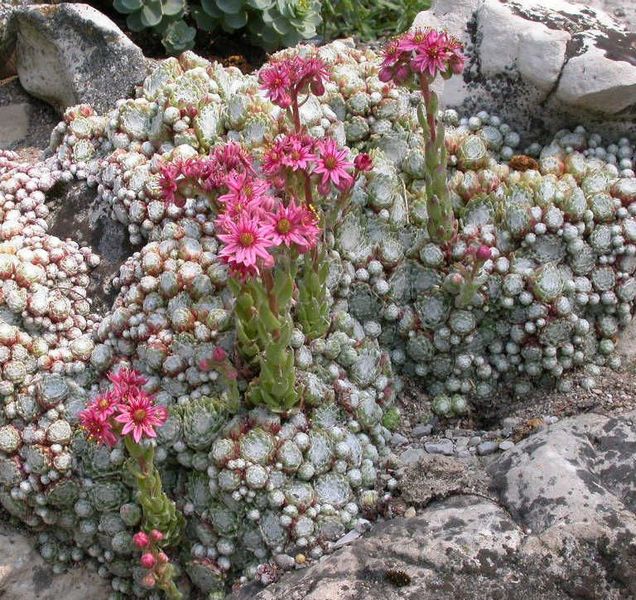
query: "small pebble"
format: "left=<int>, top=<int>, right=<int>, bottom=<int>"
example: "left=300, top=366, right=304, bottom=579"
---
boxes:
left=499, top=441, right=515, bottom=451
left=412, top=424, right=433, bottom=438
left=468, top=436, right=482, bottom=447
left=404, top=507, right=416, bottom=518
left=476, top=441, right=499, bottom=456
left=455, top=437, right=469, bottom=452
left=391, top=433, right=409, bottom=446
left=399, top=447, right=427, bottom=466
left=424, top=439, right=454, bottom=456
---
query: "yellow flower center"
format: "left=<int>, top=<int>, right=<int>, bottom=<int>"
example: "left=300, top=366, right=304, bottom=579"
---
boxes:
left=324, top=156, right=337, bottom=169
left=239, top=232, right=255, bottom=246
left=277, top=219, right=291, bottom=234
left=133, top=409, right=146, bottom=423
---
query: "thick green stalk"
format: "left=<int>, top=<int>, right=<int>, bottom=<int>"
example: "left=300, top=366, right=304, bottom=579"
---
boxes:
left=296, top=250, right=330, bottom=340
left=236, top=263, right=299, bottom=412
left=124, top=438, right=184, bottom=548
left=418, top=79, right=455, bottom=244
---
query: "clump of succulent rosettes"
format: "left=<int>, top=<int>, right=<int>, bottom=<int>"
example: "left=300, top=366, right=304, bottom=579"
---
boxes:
left=1, top=33, right=635, bottom=599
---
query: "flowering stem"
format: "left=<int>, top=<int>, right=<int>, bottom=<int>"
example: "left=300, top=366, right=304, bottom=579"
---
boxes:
left=419, top=74, right=437, bottom=145
left=291, top=92, right=302, bottom=133
left=124, top=437, right=185, bottom=548
left=416, top=75, right=454, bottom=244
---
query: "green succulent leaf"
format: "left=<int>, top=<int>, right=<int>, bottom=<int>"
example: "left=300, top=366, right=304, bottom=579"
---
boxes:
left=271, top=16, right=292, bottom=34
left=126, top=11, right=147, bottom=31
left=217, top=0, right=243, bottom=14
left=140, top=0, right=164, bottom=27
left=113, top=0, right=143, bottom=15
left=162, top=19, right=197, bottom=54
left=246, top=0, right=274, bottom=9
left=161, top=0, right=185, bottom=16
left=222, top=10, right=248, bottom=29
left=200, top=0, right=223, bottom=16
left=191, top=6, right=220, bottom=30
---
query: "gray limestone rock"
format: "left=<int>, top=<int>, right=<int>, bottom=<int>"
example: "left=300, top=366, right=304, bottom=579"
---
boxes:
left=12, top=3, right=149, bottom=113
left=0, top=523, right=110, bottom=599
left=46, top=180, right=137, bottom=313
left=413, top=0, right=636, bottom=143
left=232, top=411, right=636, bottom=600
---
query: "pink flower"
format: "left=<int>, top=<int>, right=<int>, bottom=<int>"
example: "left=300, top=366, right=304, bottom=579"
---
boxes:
left=281, top=134, right=315, bottom=172
left=216, top=213, right=274, bottom=275
left=354, top=153, right=373, bottom=172
left=79, top=408, right=117, bottom=447
left=380, top=29, right=465, bottom=84
left=218, top=172, right=271, bottom=211
left=446, top=36, right=466, bottom=75
left=140, top=553, right=157, bottom=569
left=410, top=30, right=451, bottom=77
left=300, top=57, right=330, bottom=97
left=114, top=390, right=169, bottom=443
left=313, top=139, right=354, bottom=194
left=108, top=367, right=147, bottom=395
left=262, top=199, right=320, bottom=252
left=259, top=61, right=293, bottom=108
left=259, top=55, right=330, bottom=109
left=159, top=163, right=183, bottom=206
left=91, top=391, right=117, bottom=419
left=397, top=29, right=430, bottom=52
left=133, top=532, right=150, bottom=549
left=195, top=143, right=254, bottom=191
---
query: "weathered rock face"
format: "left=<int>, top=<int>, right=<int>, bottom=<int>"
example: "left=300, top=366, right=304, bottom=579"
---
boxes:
left=0, top=3, right=17, bottom=79
left=11, top=3, right=149, bottom=113
left=0, top=76, right=59, bottom=152
left=0, top=523, right=111, bottom=600
left=233, top=411, right=636, bottom=600
left=46, top=180, right=137, bottom=313
left=414, top=0, right=636, bottom=142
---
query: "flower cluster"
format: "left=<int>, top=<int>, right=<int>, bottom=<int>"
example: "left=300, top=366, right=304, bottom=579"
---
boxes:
left=259, top=55, right=330, bottom=109
left=79, top=368, right=168, bottom=445
left=159, top=142, right=254, bottom=206
left=264, top=134, right=369, bottom=195
left=133, top=529, right=171, bottom=590
left=380, top=28, right=465, bottom=84
left=215, top=183, right=319, bottom=278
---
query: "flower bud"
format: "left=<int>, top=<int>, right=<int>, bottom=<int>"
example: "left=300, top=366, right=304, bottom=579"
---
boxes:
left=476, top=245, right=492, bottom=261
left=378, top=67, right=393, bottom=83
left=354, top=153, right=373, bottom=172
left=132, top=531, right=149, bottom=549
left=150, top=529, right=164, bottom=542
left=141, top=573, right=156, bottom=589
left=140, top=553, right=157, bottom=569
left=212, top=347, right=227, bottom=362
left=310, top=79, right=325, bottom=96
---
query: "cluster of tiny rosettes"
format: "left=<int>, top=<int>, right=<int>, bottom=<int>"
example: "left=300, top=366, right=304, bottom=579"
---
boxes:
left=380, top=28, right=465, bottom=83
left=79, top=368, right=168, bottom=445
